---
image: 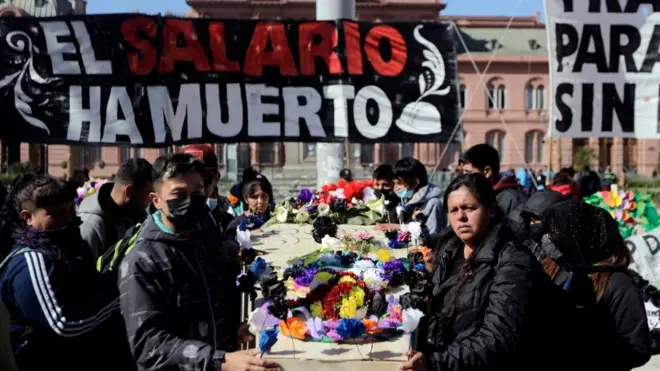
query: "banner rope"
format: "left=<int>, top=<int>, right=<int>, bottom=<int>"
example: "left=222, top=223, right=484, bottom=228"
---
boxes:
left=430, top=0, right=528, bottom=176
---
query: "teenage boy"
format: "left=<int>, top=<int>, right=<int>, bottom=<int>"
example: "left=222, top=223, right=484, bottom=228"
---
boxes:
left=119, top=153, right=279, bottom=371
left=0, top=175, right=130, bottom=371
left=372, top=164, right=399, bottom=223
left=459, top=144, right=528, bottom=216
left=377, top=157, right=445, bottom=235
left=79, top=158, right=153, bottom=259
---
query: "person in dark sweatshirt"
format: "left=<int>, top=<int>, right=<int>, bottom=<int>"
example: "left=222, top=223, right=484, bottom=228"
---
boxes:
left=459, top=144, right=528, bottom=216
left=119, top=153, right=279, bottom=371
left=372, top=164, right=400, bottom=223
left=0, top=175, right=131, bottom=371
left=79, top=158, right=153, bottom=259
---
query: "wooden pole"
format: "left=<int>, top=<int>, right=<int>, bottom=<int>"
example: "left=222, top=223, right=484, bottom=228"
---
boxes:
left=67, top=147, right=74, bottom=180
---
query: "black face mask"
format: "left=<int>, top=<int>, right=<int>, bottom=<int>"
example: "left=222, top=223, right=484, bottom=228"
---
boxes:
left=529, top=223, right=544, bottom=243
left=374, top=189, right=392, bottom=200
left=166, top=194, right=207, bottom=229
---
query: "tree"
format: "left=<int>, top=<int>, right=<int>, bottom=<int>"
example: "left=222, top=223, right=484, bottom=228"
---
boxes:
left=573, top=146, right=594, bottom=171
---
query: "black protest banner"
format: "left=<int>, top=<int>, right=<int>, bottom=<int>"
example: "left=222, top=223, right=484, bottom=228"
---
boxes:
left=0, top=15, right=460, bottom=146
left=546, top=0, right=660, bottom=138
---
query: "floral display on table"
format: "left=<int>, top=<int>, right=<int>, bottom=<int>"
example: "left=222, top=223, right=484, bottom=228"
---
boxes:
left=75, top=179, right=110, bottom=210
left=584, top=186, right=660, bottom=238
left=263, top=180, right=389, bottom=227
left=340, top=232, right=382, bottom=255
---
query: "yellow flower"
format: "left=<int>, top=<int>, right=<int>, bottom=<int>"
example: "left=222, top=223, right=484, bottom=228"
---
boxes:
left=339, top=297, right=358, bottom=319
left=377, top=248, right=391, bottom=262
left=310, top=301, right=323, bottom=318
left=349, top=286, right=365, bottom=307
left=338, top=275, right=356, bottom=284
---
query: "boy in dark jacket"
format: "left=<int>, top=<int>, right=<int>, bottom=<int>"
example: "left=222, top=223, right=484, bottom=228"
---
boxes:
left=0, top=175, right=130, bottom=371
left=460, top=144, right=528, bottom=216
left=119, top=153, right=279, bottom=371
left=372, top=164, right=400, bottom=223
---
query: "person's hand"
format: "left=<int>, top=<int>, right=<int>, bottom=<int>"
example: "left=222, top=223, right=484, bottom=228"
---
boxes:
left=399, top=350, right=427, bottom=371
left=421, top=247, right=436, bottom=273
left=237, top=322, right=255, bottom=344
left=375, top=223, right=400, bottom=231
left=223, top=349, right=281, bottom=371
left=412, top=210, right=423, bottom=219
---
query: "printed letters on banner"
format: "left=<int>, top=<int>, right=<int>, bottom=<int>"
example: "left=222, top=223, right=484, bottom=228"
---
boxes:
left=545, top=0, right=660, bottom=138
left=0, top=16, right=461, bottom=146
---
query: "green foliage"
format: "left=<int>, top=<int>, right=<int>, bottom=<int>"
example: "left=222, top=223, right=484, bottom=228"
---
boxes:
left=0, top=162, right=35, bottom=186
left=572, top=146, right=594, bottom=171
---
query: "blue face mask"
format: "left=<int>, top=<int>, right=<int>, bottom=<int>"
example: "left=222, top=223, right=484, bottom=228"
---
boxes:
left=396, top=188, right=413, bottom=199
left=207, top=198, right=218, bottom=210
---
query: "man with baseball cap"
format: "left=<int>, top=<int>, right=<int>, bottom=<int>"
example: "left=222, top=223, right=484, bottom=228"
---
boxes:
left=179, top=144, right=234, bottom=232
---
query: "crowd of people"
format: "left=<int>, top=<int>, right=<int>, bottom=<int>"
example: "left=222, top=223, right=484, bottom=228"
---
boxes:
left=0, top=141, right=654, bottom=371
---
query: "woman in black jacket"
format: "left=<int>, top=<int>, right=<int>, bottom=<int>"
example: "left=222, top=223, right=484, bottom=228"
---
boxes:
left=401, top=173, right=562, bottom=371
left=538, top=200, right=651, bottom=371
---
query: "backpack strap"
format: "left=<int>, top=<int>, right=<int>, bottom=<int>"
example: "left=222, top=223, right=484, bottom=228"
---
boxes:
left=0, top=247, right=33, bottom=273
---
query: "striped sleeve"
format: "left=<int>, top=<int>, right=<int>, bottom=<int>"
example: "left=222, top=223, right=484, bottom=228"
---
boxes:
left=10, top=251, right=119, bottom=337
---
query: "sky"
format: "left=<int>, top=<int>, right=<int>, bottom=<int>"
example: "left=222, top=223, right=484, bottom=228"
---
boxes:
left=86, top=0, right=545, bottom=18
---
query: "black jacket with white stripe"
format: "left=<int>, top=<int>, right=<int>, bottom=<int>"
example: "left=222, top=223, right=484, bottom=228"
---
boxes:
left=0, top=226, right=134, bottom=371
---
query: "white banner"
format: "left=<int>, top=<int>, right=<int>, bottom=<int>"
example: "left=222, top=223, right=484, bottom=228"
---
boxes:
left=545, top=0, right=660, bottom=138
left=627, top=226, right=660, bottom=287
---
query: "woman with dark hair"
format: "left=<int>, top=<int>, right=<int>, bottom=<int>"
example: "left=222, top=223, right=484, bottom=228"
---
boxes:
left=401, top=173, right=563, bottom=371
left=537, top=201, right=651, bottom=371
left=225, top=177, right=272, bottom=241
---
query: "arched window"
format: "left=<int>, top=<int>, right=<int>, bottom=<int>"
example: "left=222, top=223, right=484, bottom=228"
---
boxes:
left=497, top=86, right=506, bottom=109
left=524, top=131, right=544, bottom=164
left=525, top=85, right=535, bottom=110
left=486, top=85, right=496, bottom=109
left=536, top=85, right=545, bottom=110
left=485, top=130, right=505, bottom=161
left=459, top=84, right=467, bottom=109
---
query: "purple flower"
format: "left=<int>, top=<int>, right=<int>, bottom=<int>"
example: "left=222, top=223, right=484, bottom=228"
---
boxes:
left=386, top=294, right=399, bottom=306
left=326, top=330, right=342, bottom=342
left=377, top=317, right=400, bottom=329
left=298, top=188, right=314, bottom=204
left=324, top=318, right=340, bottom=329
left=306, top=317, right=326, bottom=340
left=293, top=266, right=318, bottom=286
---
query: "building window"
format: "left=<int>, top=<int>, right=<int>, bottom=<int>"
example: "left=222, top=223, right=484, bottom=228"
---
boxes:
left=459, top=84, right=467, bottom=109
left=160, top=146, right=173, bottom=156
left=525, top=85, right=534, bottom=110
left=536, top=85, right=545, bottom=110
left=119, top=146, right=131, bottom=163
left=215, top=144, right=225, bottom=165
left=78, top=146, right=101, bottom=166
left=360, top=143, right=374, bottom=164
left=303, top=143, right=317, bottom=159
left=259, top=143, right=274, bottom=164
left=486, top=83, right=506, bottom=110
left=399, top=143, right=415, bottom=158
left=524, top=131, right=544, bottom=164
left=485, top=130, right=505, bottom=162
left=134, top=147, right=143, bottom=158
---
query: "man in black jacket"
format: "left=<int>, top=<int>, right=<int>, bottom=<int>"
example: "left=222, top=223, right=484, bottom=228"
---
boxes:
left=119, top=154, right=280, bottom=371
left=459, top=144, right=528, bottom=216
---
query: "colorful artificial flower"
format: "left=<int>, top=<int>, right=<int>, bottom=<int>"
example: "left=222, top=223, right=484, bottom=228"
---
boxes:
left=584, top=186, right=660, bottom=238
left=259, top=327, right=279, bottom=357
left=280, top=317, right=307, bottom=340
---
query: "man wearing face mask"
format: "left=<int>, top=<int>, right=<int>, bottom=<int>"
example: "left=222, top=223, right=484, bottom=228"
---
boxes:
left=384, top=157, right=446, bottom=235
left=179, top=144, right=234, bottom=234
left=508, top=189, right=567, bottom=242
left=79, top=158, right=153, bottom=259
left=119, top=154, right=279, bottom=371
left=372, top=164, right=399, bottom=223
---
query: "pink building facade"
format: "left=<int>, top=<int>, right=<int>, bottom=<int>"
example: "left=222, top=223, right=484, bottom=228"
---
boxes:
left=6, top=0, right=657, bottom=177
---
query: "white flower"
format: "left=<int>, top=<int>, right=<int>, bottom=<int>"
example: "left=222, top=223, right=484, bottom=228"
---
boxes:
left=362, top=187, right=376, bottom=203
left=353, top=259, right=375, bottom=271
left=321, top=235, right=343, bottom=250
left=402, top=308, right=425, bottom=333
left=276, top=207, right=289, bottom=223
left=317, top=203, right=331, bottom=217
left=362, top=268, right=387, bottom=290
left=236, top=229, right=252, bottom=249
left=396, top=205, right=405, bottom=219
left=295, top=210, right=310, bottom=223
left=407, top=221, right=423, bottom=247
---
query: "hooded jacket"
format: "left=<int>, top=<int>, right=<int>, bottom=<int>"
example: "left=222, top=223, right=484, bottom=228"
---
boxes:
left=79, top=182, right=145, bottom=259
left=119, top=208, right=242, bottom=371
left=403, top=184, right=445, bottom=235
left=421, top=222, right=573, bottom=371
left=0, top=226, right=130, bottom=371
left=508, top=190, right=567, bottom=241
left=493, top=175, right=528, bottom=216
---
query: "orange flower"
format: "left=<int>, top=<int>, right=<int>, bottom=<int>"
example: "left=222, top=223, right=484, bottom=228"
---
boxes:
left=362, top=319, right=383, bottom=335
left=279, top=318, right=307, bottom=340
left=227, top=194, right=239, bottom=205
